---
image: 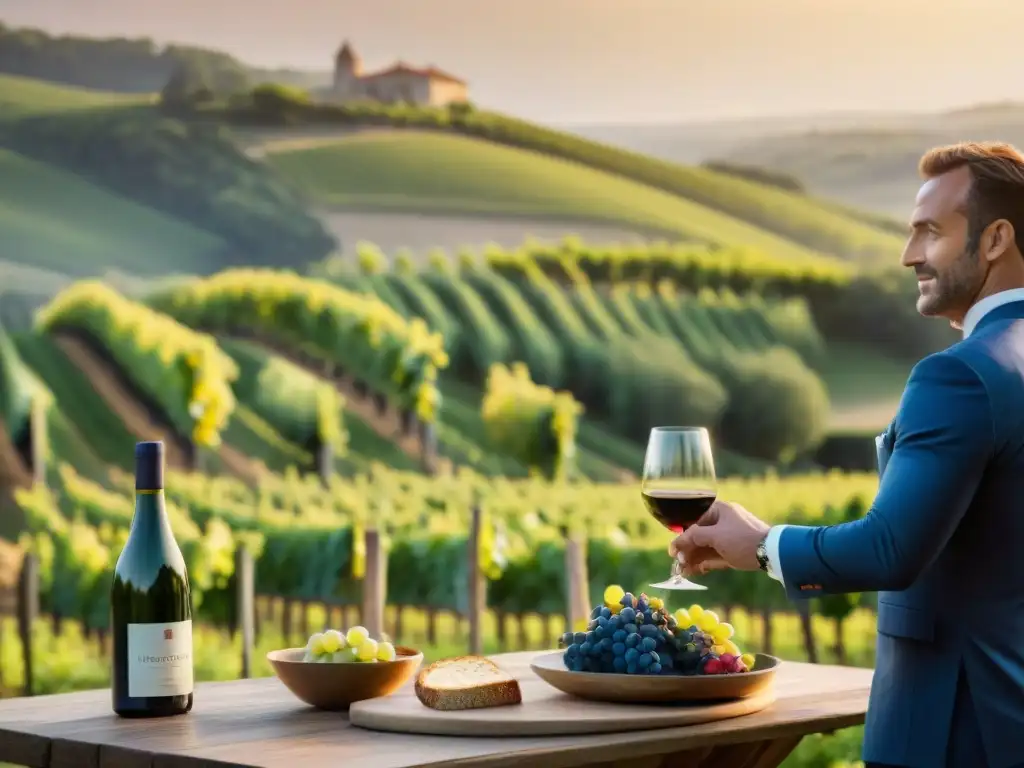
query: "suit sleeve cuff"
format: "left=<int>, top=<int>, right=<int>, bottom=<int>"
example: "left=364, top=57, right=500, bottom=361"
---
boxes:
left=765, top=525, right=786, bottom=586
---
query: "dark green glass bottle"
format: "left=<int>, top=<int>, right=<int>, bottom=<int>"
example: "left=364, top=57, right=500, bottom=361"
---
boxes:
left=111, top=441, right=194, bottom=717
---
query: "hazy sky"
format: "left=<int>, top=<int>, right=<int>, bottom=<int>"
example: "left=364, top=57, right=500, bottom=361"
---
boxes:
left=1, top=0, right=1022, bottom=123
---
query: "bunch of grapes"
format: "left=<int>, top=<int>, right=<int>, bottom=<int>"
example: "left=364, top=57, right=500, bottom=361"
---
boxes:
left=303, top=625, right=398, bottom=663
left=558, top=586, right=756, bottom=676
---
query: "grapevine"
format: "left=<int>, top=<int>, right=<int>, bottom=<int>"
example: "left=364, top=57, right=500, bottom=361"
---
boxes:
left=148, top=268, right=448, bottom=423
left=36, top=281, right=237, bottom=447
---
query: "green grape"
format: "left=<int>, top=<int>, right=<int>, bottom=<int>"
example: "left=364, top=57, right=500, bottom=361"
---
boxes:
left=321, top=629, right=345, bottom=654
left=377, top=641, right=397, bottom=662
left=306, top=632, right=326, bottom=657
left=346, top=626, right=370, bottom=647
left=356, top=639, right=379, bottom=662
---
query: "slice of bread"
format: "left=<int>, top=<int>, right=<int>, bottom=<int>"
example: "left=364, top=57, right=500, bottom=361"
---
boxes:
left=414, top=656, right=522, bottom=711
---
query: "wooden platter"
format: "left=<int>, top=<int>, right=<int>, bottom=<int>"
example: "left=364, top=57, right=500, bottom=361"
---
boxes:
left=349, top=653, right=779, bottom=737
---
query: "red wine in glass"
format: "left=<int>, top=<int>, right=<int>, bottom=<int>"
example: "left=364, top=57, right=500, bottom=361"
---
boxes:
left=642, top=489, right=717, bottom=533
left=642, top=427, right=717, bottom=590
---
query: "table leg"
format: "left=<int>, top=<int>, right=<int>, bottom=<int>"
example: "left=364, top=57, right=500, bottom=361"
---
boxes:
left=580, top=734, right=805, bottom=768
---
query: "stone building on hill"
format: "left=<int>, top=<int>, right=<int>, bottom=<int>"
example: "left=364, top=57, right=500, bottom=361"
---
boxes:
left=328, top=41, right=469, bottom=107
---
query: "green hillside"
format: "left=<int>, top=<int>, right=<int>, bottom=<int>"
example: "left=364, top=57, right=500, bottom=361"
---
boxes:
left=231, top=96, right=906, bottom=263
left=0, top=147, right=226, bottom=276
left=0, top=75, right=336, bottom=276
left=266, top=131, right=832, bottom=266
left=0, top=73, right=145, bottom=121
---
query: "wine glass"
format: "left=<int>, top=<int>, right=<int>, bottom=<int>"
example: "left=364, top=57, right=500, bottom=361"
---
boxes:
left=641, top=426, right=717, bottom=590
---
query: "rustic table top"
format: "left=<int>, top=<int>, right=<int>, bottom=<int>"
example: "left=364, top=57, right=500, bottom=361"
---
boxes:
left=0, top=651, right=874, bottom=768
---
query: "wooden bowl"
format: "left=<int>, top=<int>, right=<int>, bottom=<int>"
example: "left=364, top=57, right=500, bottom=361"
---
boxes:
left=267, top=646, right=424, bottom=711
left=530, top=651, right=780, bottom=704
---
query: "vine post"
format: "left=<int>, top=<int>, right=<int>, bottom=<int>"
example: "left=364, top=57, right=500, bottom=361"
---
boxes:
left=234, top=546, right=255, bottom=679
left=17, top=552, right=38, bottom=697
left=361, top=530, right=386, bottom=641
left=563, top=534, right=589, bottom=632
left=28, top=398, right=47, bottom=487
left=419, top=420, right=438, bottom=476
left=467, top=504, right=485, bottom=655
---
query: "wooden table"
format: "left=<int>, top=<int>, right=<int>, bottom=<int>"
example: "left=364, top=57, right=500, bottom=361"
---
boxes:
left=0, top=651, right=874, bottom=768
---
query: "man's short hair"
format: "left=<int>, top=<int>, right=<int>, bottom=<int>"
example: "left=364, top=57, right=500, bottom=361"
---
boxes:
left=919, top=141, right=1024, bottom=256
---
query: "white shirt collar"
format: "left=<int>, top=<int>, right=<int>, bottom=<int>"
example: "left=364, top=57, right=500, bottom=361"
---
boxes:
left=962, top=288, right=1024, bottom=338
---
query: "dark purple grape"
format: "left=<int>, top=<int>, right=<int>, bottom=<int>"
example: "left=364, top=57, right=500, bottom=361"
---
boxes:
left=638, top=624, right=658, bottom=638
left=574, top=632, right=587, bottom=645
left=641, top=636, right=657, bottom=653
left=612, top=629, right=627, bottom=643
left=613, top=656, right=627, bottom=673
left=590, top=606, right=602, bottom=619
left=625, top=633, right=641, bottom=648
left=619, top=606, right=636, bottom=624
left=621, top=592, right=635, bottom=608
left=560, top=632, right=573, bottom=647
left=638, top=653, right=652, bottom=669
left=649, top=662, right=663, bottom=675
left=623, top=623, right=638, bottom=635
left=612, top=641, right=626, bottom=656
left=600, top=637, right=614, bottom=652
left=624, top=647, right=639, bottom=664
left=579, top=641, right=592, bottom=656
left=600, top=606, right=612, bottom=620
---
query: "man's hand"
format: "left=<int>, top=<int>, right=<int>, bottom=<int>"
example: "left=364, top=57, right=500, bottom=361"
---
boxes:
left=669, top=501, right=771, bottom=577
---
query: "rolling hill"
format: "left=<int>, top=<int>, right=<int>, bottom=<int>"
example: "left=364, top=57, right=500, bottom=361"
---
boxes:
left=0, top=72, right=919, bottom=463
left=0, top=74, right=336, bottom=289
left=0, top=146, right=227, bottom=276
left=0, top=72, right=146, bottom=121
left=589, top=101, right=1024, bottom=221
left=264, top=130, right=833, bottom=266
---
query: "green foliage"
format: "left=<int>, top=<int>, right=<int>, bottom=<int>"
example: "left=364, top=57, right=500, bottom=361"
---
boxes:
left=0, top=25, right=251, bottom=95
left=14, top=465, right=250, bottom=628
left=148, top=268, right=449, bottom=423
left=0, top=146, right=225, bottom=277
left=480, top=237, right=851, bottom=306
left=11, top=332, right=134, bottom=470
left=0, top=108, right=336, bottom=266
left=716, top=347, right=831, bottom=463
left=481, top=362, right=583, bottom=481
left=36, top=281, right=238, bottom=447
left=160, top=61, right=217, bottom=108
left=0, top=321, right=50, bottom=452
left=813, top=267, right=958, bottom=360
left=14, top=462, right=881, bottom=621
left=220, top=339, right=347, bottom=455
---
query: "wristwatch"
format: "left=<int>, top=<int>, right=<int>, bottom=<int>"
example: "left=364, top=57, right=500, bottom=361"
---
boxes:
left=755, top=535, right=772, bottom=576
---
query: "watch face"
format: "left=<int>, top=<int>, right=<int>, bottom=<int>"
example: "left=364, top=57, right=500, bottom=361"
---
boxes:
left=756, top=541, right=768, bottom=569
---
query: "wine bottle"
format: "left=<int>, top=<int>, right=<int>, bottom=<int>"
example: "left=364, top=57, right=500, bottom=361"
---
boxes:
left=111, top=440, right=194, bottom=717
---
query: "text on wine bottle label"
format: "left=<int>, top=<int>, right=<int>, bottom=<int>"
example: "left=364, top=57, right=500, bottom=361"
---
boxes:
left=127, top=619, right=194, bottom=698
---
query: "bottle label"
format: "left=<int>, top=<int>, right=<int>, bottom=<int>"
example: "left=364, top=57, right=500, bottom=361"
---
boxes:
left=127, top=619, right=194, bottom=698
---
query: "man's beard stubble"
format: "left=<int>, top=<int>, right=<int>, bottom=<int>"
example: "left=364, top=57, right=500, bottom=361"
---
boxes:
left=916, top=242, right=986, bottom=318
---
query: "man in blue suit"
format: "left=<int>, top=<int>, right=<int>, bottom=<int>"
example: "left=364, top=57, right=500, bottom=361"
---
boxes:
left=671, top=141, right=1024, bottom=768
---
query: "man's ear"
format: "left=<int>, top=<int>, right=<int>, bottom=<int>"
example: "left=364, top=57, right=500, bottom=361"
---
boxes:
left=982, top=219, right=1015, bottom=263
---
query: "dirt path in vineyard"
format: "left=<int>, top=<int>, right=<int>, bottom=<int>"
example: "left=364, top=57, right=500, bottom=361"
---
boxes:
left=0, top=416, right=33, bottom=492
left=220, top=333, right=451, bottom=473
left=54, top=333, right=264, bottom=484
